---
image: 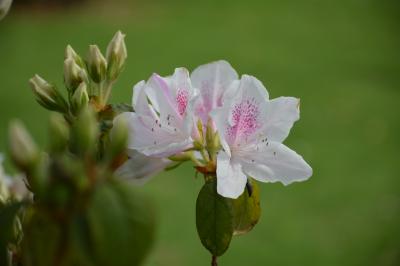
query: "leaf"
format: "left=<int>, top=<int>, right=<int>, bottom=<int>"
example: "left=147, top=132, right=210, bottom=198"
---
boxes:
left=86, top=180, right=155, bottom=266
left=196, top=178, right=233, bottom=257
left=0, top=202, right=23, bottom=266
left=230, top=180, right=261, bottom=236
left=20, top=209, right=62, bottom=266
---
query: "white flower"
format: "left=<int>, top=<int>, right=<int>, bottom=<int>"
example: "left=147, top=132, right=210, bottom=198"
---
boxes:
left=112, top=114, right=172, bottom=183
left=192, top=60, right=238, bottom=128
left=211, top=75, right=312, bottom=198
left=114, top=150, right=171, bottom=185
left=0, top=154, right=29, bottom=202
left=118, top=68, right=196, bottom=157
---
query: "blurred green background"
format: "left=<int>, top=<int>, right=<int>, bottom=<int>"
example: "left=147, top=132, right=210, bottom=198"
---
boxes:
left=1, top=0, right=399, bottom=265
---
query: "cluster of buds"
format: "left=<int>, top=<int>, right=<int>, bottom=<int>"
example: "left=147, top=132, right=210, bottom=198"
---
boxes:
left=6, top=107, right=154, bottom=266
left=29, top=31, right=127, bottom=119
left=1, top=32, right=152, bottom=266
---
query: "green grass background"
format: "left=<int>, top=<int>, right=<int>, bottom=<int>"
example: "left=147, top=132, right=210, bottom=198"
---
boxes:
left=1, top=0, right=399, bottom=265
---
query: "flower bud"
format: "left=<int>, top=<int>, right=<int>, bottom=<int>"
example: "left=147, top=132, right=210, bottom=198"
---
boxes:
left=71, top=82, right=89, bottom=114
left=8, top=120, right=40, bottom=170
left=87, top=45, right=107, bottom=83
left=70, top=107, right=99, bottom=157
left=110, top=114, right=129, bottom=158
left=106, top=31, right=127, bottom=81
left=49, top=113, right=69, bottom=153
left=64, top=58, right=88, bottom=92
left=29, top=74, right=68, bottom=112
left=65, top=45, right=85, bottom=67
left=0, top=157, right=10, bottom=203
left=0, top=0, right=12, bottom=20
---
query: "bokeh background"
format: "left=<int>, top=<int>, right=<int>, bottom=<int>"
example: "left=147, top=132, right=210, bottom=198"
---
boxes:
left=1, top=0, right=399, bottom=265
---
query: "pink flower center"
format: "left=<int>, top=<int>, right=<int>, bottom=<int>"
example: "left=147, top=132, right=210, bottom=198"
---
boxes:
left=176, top=89, right=189, bottom=116
left=227, top=98, right=260, bottom=143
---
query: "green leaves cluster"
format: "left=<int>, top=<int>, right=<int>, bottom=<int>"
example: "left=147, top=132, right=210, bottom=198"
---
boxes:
left=196, top=178, right=261, bottom=258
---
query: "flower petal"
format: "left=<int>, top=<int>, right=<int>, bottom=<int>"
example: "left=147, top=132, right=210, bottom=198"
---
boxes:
left=261, top=97, right=300, bottom=142
left=240, top=141, right=312, bottom=185
left=192, top=60, right=238, bottom=124
left=132, top=80, right=157, bottom=118
left=215, top=75, right=269, bottom=146
left=114, top=112, right=192, bottom=158
left=216, top=151, right=248, bottom=199
left=115, top=150, right=171, bottom=185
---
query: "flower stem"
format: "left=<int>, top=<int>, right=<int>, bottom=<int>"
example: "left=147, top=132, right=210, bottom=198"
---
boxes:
left=211, top=255, right=218, bottom=266
left=200, top=148, right=210, bottom=163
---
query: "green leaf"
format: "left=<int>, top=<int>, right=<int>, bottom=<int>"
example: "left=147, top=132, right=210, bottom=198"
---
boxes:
left=196, top=178, right=233, bottom=257
left=230, top=180, right=261, bottom=236
left=20, top=209, right=62, bottom=266
left=86, top=180, right=155, bottom=266
left=0, top=202, right=23, bottom=266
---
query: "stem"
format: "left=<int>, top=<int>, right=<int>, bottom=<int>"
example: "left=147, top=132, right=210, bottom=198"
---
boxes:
left=200, top=148, right=210, bottom=163
left=102, top=81, right=114, bottom=106
left=188, top=152, right=205, bottom=167
left=211, top=255, right=218, bottom=266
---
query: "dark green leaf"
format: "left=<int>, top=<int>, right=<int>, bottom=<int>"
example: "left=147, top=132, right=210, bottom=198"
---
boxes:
left=0, top=202, right=23, bottom=266
left=86, top=180, right=155, bottom=266
left=196, top=178, right=233, bottom=256
left=230, top=180, right=261, bottom=236
left=20, top=209, right=62, bottom=266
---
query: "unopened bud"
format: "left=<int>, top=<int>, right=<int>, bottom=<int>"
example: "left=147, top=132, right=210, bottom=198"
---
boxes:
left=65, top=45, right=85, bottom=67
left=49, top=113, right=69, bottom=153
left=64, top=58, right=88, bottom=92
left=71, top=82, right=89, bottom=114
left=70, top=107, right=99, bottom=156
left=87, top=45, right=107, bottom=83
left=110, top=114, right=129, bottom=159
left=8, top=120, right=40, bottom=170
left=106, top=31, right=127, bottom=81
left=29, top=74, right=68, bottom=112
left=0, top=0, right=12, bottom=20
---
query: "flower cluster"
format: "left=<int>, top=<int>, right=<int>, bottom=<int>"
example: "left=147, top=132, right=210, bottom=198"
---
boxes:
left=115, top=60, right=312, bottom=199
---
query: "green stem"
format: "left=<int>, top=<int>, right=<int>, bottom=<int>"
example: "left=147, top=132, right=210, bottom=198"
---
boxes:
left=188, top=152, right=205, bottom=167
left=101, top=81, right=114, bottom=106
left=200, top=148, right=210, bottom=163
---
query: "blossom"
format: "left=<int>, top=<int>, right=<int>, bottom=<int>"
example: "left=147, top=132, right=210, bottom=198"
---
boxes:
left=191, top=60, right=238, bottom=127
left=0, top=154, right=29, bottom=202
left=118, top=68, right=196, bottom=158
left=114, top=150, right=171, bottom=185
left=112, top=114, right=172, bottom=183
left=211, top=75, right=312, bottom=198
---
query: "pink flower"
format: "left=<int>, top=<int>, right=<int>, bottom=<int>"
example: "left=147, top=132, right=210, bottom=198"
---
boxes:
left=119, top=68, right=196, bottom=158
left=211, top=75, right=312, bottom=198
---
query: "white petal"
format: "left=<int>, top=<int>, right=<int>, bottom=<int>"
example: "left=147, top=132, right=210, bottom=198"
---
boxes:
left=114, top=112, right=192, bottom=158
left=235, top=75, right=269, bottom=102
left=192, top=60, right=238, bottom=124
left=261, top=97, right=300, bottom=142
left=147, top=73, right=180, bottom=121
left=132, top=80, right=158, bottom=118
left=240, top=141, right=312, bottom=185
left=216, top=151, right=247, bottom=199
left=215, top=75, right=269, bottom=146
left=115, top=150, right=171, bottom=185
